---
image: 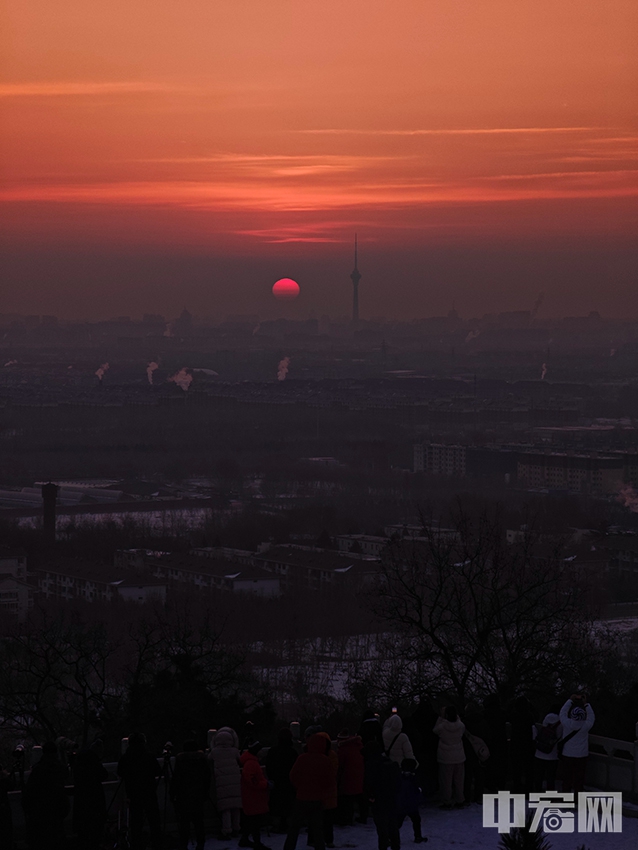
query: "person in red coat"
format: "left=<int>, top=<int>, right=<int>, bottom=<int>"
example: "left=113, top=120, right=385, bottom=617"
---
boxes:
left=284, top=734, right=333, bottom=850
left=336, top=730, right=364, bottom=826
left=239, top=742, right=270, bottom=850
left=311, top=733, right=338, bottom=848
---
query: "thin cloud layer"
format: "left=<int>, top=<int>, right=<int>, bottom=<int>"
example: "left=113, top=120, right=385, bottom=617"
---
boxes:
left=2, top=0, right=637, bottom=314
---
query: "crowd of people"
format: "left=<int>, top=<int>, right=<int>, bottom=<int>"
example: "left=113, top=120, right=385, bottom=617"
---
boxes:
left=0, top=693, right=596, bottom=850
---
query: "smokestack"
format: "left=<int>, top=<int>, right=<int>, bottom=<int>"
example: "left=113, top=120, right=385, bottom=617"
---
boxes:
left=41, top=482, right=59, bottom=545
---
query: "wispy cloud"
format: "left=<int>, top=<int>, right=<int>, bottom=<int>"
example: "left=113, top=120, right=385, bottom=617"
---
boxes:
left=298, top=126, right=604, bottom=137
left=2, top=169, right=636, bottom=213
left=550, top=135, right=638, bottom=165
left=139, top=153, right=405, bottom=177
left=0, top=81, right=180, bottom=98
left=142, top=154, right=401, bottom=163
left=236, top=222, right=348, bottom=243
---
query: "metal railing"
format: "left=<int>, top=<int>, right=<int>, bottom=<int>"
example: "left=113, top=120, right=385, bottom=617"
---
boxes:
left=586, top=725, right=638, bottom=802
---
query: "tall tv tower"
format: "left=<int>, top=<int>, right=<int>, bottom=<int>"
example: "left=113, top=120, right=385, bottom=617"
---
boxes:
left=350, top=234, right=362, bottom=322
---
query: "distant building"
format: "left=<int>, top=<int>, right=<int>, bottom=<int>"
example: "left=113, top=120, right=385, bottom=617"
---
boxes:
left=607, top=536, right=638, bottom=575
left=496, top=311, right=531, bottom=329
left=465, top=446, right=519, bottom=481
left=335, top=534, right=388, bottom=557
left=173, top=308, right=193, bottom=337
left=37, top=562, right=167, bottom=603
left=383, top=523, right=460, bottom=543
left=517, top=452, right=624, bottom=495
left=255, top=545, right=377, bottom=590
left=0, top=548, right=32, bottom=618
left=413, top=444, right=466, bottom=476
left=145, top=553, right=280, bottom=596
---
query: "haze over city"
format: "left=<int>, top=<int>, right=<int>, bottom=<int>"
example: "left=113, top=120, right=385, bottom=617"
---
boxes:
left=2, top=1, right=637, bottom=319
left=2, top=4, right=638, bottom=849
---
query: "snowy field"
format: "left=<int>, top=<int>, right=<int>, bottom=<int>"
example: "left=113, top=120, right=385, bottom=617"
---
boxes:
left=198, top=804, right=638, bottom=850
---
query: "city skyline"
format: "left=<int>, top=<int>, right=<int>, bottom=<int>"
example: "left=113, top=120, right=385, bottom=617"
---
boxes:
left=1, top=1, right=637, bottom=319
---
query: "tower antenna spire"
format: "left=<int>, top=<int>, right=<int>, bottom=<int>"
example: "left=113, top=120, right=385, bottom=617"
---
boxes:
left=350, top=233, right=362, bottom=322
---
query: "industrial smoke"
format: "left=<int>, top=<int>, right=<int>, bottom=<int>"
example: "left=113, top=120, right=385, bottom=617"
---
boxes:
left=277, top=357, right=290, bottom=381
left=619, top=484, right=638, bottom=513
left=168, top=367, right=193, bottom=392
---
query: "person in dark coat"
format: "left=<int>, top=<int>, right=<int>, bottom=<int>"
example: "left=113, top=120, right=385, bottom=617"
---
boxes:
left=462, top=703, right=487, bottom=804
left=358, top=715, right=386, bottom=826
left=396, top=758, right=425, bottom=843
left=265, top=728, right=298, bottom=832
left=72, top=739, right=109, bottom=850
left=0, top=763, right=16, bottom=850
left=117, top=732, right=162, bottom=850
left=508, top=696, right=536, bottom=793
left=22, top=741, right=70, bottom=850
left=336, top=730, right=364, bottom=826
left=359, top=711, right=383, bottom=746
left=239, top=742, right=270, bottom=850
left=403, top=700, right=439, bottom=796
left=284, top=733, right=333, bottom=850
left=365, top=741, right=401, bottom=850
left=171, top=740, right=211, bottom=850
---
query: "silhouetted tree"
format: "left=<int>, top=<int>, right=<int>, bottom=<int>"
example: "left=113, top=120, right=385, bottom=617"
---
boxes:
left=0, top=608, right=117, bottom=745
left=365, top=506, right=615, bottom=702
left=123, top=603, right=249, bottom=742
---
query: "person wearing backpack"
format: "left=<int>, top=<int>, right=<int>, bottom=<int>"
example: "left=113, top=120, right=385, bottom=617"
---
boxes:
left=364, top=741, right=401, bottom=850
left=382, top=713, right=417, bottom=766
left=559, top=694, right=595, bottom=793
left=396, top=758, right=427, bottom=844
left=532, top=711, right=562, bottom=791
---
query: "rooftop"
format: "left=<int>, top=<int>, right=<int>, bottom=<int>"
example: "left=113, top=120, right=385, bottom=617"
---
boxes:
left=255, top=546, right=378, bottom=573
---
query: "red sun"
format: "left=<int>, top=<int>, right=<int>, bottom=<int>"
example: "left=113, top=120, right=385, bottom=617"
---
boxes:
left=272, top=278, right=300, bottom=300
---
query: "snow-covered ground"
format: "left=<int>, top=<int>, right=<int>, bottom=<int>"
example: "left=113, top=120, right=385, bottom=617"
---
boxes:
left=199, top=804, right=638, bottom=850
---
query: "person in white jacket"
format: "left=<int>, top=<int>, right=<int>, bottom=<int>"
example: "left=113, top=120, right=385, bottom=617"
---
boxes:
left=532, top=711, right=562, bottom=791
left=382, top=713, right=416, bottom=766
left=433, top=706, right=466, bottom=808
left=559, top=694, right=595, bottom=793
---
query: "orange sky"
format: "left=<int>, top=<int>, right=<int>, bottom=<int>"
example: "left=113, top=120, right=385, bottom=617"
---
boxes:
left=1, top=1, right=637, bottom=317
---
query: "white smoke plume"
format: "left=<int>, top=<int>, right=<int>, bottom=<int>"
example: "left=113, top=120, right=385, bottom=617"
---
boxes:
left=163, top=322, right=174, bottom=338
left=465, top=330, right=480, bottom=343
left=252, top=323, right=261, bottom=336
left=277, top=356, right=290, bottom=381
left=541, top=363, right=547, bottom=380
left=192, top=368, right=218, bottom=376
left=3, top=360, right=18, bottom=367
left=95, top=362, right=109, bottom=382
left=618, top=484, right=638, bottom=512
left=610, top=348, right=616, bottom=357
left=168, top=367, right=193, bottom=392
left=146, top=361, right=159, bottom=385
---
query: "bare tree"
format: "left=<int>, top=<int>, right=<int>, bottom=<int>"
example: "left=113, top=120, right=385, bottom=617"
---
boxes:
left=120, top=601, right=249, bottom=740
left=0, top=608, right=116, bottom=745
left=366, top=507, right=612, bottom=703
